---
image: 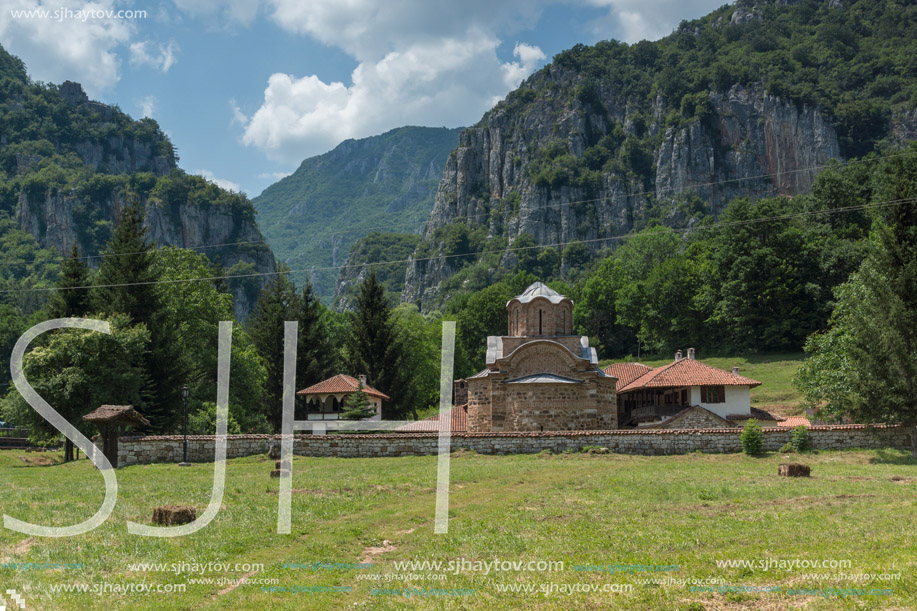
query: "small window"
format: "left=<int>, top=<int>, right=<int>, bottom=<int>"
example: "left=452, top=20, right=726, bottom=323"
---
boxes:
left=701, top=386, right=725, bottom=403
left=539, top=310, right=543, bottom=335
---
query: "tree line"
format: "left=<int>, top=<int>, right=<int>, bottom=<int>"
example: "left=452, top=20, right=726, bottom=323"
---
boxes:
left=0, top=202, right=456, bottom=448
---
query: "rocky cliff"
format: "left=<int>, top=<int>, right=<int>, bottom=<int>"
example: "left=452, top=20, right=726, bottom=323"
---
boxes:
left=0, top=49, right=276, bottom=319
left=402, top=0, right=916, bottom=307
left=15, top=187, right=275, bottom=320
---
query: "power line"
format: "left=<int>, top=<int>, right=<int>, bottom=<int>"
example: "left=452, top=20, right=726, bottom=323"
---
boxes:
left=2, top=195, right=914, bottom=295
left=14, top=150, right=914, bottom=266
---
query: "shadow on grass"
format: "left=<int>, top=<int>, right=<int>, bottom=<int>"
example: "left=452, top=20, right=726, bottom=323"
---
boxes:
left=868, top=449, right=917, bottom=465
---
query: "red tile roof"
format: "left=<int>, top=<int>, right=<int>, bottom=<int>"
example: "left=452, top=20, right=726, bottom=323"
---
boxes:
left=396, top=405, right=468, bottom=432
left=619, top=358, right=761, bottom=392
left=602, top=362, right=654, bottom=391
left=296, top=374, right=390, bottom=400
left=778, top=416, right=811, bottom=428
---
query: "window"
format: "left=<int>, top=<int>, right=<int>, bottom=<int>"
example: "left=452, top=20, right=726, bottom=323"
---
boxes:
left=538, top=310, right=543, bottom=335
left=562, top=310, right=566, bottom=334
left=701, top=386, right=725, bottom=403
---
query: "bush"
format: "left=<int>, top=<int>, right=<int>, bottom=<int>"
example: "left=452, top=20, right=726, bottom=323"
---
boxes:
left=790, top=425, right=809, bottom=453
left=741, top=419, right=764, bottom=455
left=187, top=402, right=242, bottom=436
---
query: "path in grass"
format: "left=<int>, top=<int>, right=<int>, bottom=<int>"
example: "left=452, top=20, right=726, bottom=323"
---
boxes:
left=1, top=447, right=915, bottom=610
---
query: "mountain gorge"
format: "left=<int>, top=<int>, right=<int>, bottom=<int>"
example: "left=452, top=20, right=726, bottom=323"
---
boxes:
left=400, top=0, right=917, bottom=308
left=252, top=126, right=462, bottom=302
left=0, top=46, right=275, bottom=319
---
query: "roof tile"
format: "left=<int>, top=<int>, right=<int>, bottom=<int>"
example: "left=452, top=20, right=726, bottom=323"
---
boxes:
left=297, top=374, right=390, bottom=400
left=619, top=358, right=761, bottom=392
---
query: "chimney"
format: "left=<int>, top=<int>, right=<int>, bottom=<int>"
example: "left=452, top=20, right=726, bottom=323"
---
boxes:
left=732, top=366, right=740, bottom=375
left=675, top=350, right=683, bottom=361
left=687, top=347, right=696, bottom=360
left=358, top=374, right=367, bottom=387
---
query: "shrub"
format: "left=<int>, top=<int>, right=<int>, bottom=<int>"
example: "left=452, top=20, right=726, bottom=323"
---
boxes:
left=741, top=419, right=764, bottom=455
left=790, top=425, right=809, bottom=453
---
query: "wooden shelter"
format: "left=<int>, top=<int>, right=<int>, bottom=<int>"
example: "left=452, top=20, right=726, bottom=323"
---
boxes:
left=83, top=405, right=149, bottom=468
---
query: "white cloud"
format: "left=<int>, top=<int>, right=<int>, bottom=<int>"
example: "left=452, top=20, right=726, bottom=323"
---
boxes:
left=258, top=171, right=292, bottom=180
left=137, top=95, right=156, bottom=118
left=229, top=98, right=249, bottom=126
left=0, top=0, right=135, bottom=94
left=195, top=169, right=243, bottom=193
left=129, top=39, right=179, bottom=72
left=501, top=42, right=546, bottom=89
left=242, top=29, right=543, bottom=163
left=172, top=0, right=260, bottom=26
left=243, top=0, right=552, bottom=163
left=584, top=0, right=722, bottom=43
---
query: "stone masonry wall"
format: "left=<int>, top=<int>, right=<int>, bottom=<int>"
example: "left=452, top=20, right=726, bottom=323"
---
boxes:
left=662, top=407, right=731, bottom=429
left=110, top=424, right=910, bottom=466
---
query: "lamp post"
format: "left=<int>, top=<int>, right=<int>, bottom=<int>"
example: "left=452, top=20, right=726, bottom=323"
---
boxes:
left=179, top=385, right=190, bottom=467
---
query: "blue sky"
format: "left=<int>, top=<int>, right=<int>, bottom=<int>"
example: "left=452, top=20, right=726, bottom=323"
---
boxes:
left=0, top=0, right=725, bottom=197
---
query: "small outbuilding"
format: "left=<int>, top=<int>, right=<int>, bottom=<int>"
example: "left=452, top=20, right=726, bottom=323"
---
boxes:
left=83, top=404, right=149, bottom=468
left=296, top=374, right=389, bottom=421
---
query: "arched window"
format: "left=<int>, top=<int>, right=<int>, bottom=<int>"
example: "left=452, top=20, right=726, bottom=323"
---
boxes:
left=539, top=310, right=543, bottom=335
left=515, top=309, right=519, bottom=335
left=562, top=310, right=566, bottom=334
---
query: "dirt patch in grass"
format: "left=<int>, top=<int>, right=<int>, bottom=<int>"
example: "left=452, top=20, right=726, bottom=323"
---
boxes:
left=0, top=537, right=35, bottom=562
left=19, top=455, right=55, bottom=466
left=214, top=568, right=260, bottom=597
left=360, top=540, right=396, bottom=563
left=264, top=488, right=351, bottom=497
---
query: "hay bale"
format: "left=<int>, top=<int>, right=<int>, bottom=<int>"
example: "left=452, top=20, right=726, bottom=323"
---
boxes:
left=778, top=463, right=811, bottom=477
left=152, top=505, right=197, bottom=525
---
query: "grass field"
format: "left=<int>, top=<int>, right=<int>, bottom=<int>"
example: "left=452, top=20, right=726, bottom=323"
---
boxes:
left=1, top=446, right=916, bottom=610
left=602, top=353, right=806, bottom=415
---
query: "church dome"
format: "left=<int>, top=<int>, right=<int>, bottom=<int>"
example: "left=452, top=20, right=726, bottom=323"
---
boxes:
left=506, top=281, right=573, bottom=336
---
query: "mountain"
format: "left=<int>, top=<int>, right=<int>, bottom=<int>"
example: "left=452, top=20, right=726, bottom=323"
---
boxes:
left=251, top=126, right=462, bottom=301
left=0, top=45, right=275, bottom=320
left=402, top=0, right=917, bottom=308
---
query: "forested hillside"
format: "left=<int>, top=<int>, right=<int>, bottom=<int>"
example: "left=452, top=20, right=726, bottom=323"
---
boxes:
left=252, top=126, right=461, bottom=302
left=403, top=0, right=917, bottom=308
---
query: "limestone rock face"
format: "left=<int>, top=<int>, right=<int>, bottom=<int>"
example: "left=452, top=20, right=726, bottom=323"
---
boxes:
left=16, top=189, right=275, bottom=320
left=402, top=79, right=842, bottom=306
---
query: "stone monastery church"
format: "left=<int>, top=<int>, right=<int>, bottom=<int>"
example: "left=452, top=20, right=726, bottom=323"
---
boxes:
left=461, top=282, right=773, bottom=433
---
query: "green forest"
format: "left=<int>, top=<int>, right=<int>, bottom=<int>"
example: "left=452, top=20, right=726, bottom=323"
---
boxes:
left=2, top=0, right=917, bottom=438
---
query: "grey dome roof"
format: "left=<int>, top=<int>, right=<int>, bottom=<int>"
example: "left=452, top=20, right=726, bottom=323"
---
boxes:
left=507, top=282, right=570, bottom=306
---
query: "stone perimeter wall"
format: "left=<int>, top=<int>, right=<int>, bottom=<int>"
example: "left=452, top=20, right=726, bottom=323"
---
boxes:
left=109, top=425, right=910, bottom=466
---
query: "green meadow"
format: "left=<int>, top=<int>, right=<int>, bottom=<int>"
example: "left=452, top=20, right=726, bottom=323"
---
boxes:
left=1, top=446, right=915, bottom=610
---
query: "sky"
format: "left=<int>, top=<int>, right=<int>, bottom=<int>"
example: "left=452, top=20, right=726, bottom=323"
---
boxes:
left=0, top=0, right=725, bottom=197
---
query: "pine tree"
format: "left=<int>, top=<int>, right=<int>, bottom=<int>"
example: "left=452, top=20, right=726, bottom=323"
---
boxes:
left=248, top=273, right=338, bottom=430
left=92, top=201, right=182, bottom=433
left=247, top=269, right=299, bottom=430
left=49, top=243, right=91, bottom=318
left=93, top=202, right=158, bottom=326
left=346, top=270, right=408, bottom=418
left=341, top=383, right=376, bottom=420
left=296, top=281, right=336, bottom=391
